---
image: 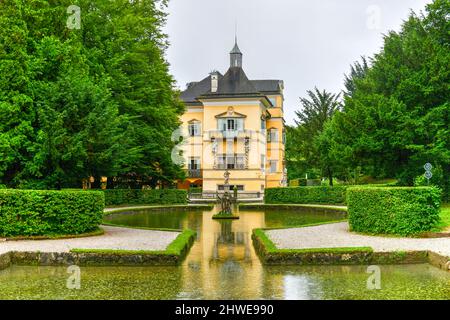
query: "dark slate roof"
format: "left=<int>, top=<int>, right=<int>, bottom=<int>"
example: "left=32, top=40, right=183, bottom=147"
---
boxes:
left=251, top=80, right=282, bottom=93
left=179, top=73, right=223, bottom=103
left=202, top=67, right=259, bottom=97
left=230, top=42, right=242, bottom=54
left=180, top=68, right=282, bottom=103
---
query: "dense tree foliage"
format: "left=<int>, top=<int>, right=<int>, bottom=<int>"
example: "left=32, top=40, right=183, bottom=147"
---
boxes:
left=287, top=88, right=341, bottom=185
left=287, top=0, right=449, bottom=199
left=343, top=56, right=369, bottom=98
left=0, top=0, right=184, bottom=189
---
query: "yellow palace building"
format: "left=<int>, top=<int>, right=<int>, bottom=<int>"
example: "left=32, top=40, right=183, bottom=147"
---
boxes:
left=177, top=40, right=286, bottom=196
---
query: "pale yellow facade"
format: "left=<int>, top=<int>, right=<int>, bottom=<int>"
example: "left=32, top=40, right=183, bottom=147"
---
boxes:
left=178, top=42, right=286, bottom=194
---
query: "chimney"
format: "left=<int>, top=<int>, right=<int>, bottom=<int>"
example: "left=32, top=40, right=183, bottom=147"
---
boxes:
left=210, top=71, right=218, bottom=93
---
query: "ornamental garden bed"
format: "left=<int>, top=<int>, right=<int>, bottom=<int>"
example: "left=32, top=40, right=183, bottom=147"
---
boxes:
left=251, top=228, right=445, bottom=270
left=0, top=229, right=196, bottom=269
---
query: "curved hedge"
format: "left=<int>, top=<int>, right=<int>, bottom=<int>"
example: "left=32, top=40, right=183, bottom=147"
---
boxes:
left=103, top=189, right=187, bottom=206
left=0, top=189, right=104, bottom=237
left=265, top=186, right=348, bottom=205
left=347, top=187, right=441, bottom=236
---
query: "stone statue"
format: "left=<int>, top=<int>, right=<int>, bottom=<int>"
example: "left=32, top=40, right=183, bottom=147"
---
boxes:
left=216, top=191, right=232, bottom=215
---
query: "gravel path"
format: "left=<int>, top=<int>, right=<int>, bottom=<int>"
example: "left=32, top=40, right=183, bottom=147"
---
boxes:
left=267, top=222, right=450, bottom=257
left=0, top=226, right=179, bottom=254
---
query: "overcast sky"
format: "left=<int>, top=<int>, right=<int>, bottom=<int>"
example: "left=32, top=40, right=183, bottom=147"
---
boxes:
left=164, top=0, right=432, bottom=125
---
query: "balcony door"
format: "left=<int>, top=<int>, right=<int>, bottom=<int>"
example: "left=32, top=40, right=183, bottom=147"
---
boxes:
left=218, top=118, right=244, bottom=132
left=189, top=158, right=200, bottom=170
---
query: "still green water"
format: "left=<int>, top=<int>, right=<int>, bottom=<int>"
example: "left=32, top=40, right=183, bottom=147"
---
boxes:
left=0, top=206, right=448, bottom=300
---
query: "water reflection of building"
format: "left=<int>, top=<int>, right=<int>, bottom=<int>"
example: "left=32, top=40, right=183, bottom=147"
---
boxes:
left=179, top=208, right=266, bottom=299
left=211, top=221, right=251, bottom=263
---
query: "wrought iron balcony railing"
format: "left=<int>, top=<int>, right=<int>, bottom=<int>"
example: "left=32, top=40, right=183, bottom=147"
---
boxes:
left=207, top=129, right=254, bottom=140
left=187, top=169, right=202, bottom=178
left=216, top=164, right=245, bottom=170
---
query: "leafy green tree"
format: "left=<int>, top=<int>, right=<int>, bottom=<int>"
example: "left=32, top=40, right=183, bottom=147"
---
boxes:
left=288, top=88, right=341, bottom=185
left=320, top=0, right=450, bottom=198
left=0, top=0, right=184, bottom=189
left=77, top=0, right=185, bottom=188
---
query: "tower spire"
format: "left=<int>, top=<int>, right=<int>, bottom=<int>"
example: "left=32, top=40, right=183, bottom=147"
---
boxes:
left=230, top=26, right=242, bottom=68
left=235, top=20, right=237, bottom=45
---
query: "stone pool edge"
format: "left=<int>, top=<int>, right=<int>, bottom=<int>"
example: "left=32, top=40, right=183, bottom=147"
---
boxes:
left=104, top=204, right=214, bottom=215
left=252, top=228, right=450, bottom=272
left=0, top=229, right=196, bottom=270
left=239, top=203, right=348, bottom=213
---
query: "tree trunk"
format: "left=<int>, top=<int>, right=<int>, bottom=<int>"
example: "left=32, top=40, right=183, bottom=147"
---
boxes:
left=91, top=176, right=101, bottom=189
left=106, top=177, right=115, bottom=190
left=328, top=167, right=333, bottom=187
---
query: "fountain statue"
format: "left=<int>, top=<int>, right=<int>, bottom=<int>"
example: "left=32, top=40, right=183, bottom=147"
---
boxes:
left=217, top=191, right=232, bottom=215
left=213, top=169, right=239, bottom=219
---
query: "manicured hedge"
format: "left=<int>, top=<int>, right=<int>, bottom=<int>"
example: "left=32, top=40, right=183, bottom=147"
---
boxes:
left=347, top=187, right=441, bottom=236
left=0, top=189, right=104, bottom=237
left=265, top=186, right=348, bottom=205
left=103, top=189, right=187, bottom=206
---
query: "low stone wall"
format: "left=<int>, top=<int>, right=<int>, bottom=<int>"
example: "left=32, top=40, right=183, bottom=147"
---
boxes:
left=252, top=229, right=449, bottom=272
left=428, top=251, right=450, bottom=271
left=0, top=229, right=196, bottom=270
left=240, top=203, right=347, bottom=214
left=9, top=251, right=180, bottom=267
left=104, top=204, right=213, bottom=215
left=0, top=252, right=11, bottom=270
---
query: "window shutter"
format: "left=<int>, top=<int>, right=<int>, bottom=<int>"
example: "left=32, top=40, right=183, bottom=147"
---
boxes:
left=237, top=119, right=244, bottom=131
left=218, top=119, right=225, bottom=130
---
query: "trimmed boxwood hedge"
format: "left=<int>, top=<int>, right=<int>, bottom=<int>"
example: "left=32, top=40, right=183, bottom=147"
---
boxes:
left=103, top=189, right=187, bottom=206
left=347, top=187, right=441, bottom=236
left=0, top=189, right=104, bottom=237
left=265, top=186, right=348, bottom=205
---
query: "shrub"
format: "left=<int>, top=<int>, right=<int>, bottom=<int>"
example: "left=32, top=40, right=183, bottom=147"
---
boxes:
left=188, top=187, right=202, bottom=194
left=347, top=187, right=441, bottom=236
left=103, top=189, right=187, bottom=206
left=289, top=178, right=307, bottom=187
left=265, top=186, right=348, bottom=205
left=0, top=189, right=104, bottom=237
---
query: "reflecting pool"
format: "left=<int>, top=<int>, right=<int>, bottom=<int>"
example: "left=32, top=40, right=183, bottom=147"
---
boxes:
left=0, top=206, right=448, bottom=300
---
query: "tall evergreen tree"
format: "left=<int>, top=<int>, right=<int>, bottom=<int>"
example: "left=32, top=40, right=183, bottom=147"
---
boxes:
left=343, top=56, right=369, bottom=97
left=290, top=88, right=341, bottom=185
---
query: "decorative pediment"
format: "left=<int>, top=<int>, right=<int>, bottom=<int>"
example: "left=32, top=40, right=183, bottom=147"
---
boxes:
left=188, top=118, right=201, bottom=123
left=215, top=106, right=247, bottom=118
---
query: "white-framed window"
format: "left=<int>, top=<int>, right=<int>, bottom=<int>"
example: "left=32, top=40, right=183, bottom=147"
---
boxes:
left=217, top=154, right=245, bottom=169
left=261, top=118, right=266, bottom=130
left=218, top=185, right=244, bottom=191
left=261, top=154, right=266, bottom=172
left=188, top=122, right=201, bottom=136
left=226, top=154, right=235, bottom=169
left=267, top=128, right=279, bottom=142
left=218, top=118, right=244, bottom=131
left=269, top=160, right=277, bottom=173
left=236, top=155, right=245, bottom=169
left=188, top=157, right=200, bottom=170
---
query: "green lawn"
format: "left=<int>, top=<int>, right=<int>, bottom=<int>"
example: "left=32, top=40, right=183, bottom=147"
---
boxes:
left=439, top=203, right=450, bottom=230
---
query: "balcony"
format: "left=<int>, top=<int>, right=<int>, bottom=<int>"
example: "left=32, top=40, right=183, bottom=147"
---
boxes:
left=187, top=169, right=202, bottom=178
left=208, top=129, right=253, bottom=140
left=216, top=164, right=245, bottom=170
